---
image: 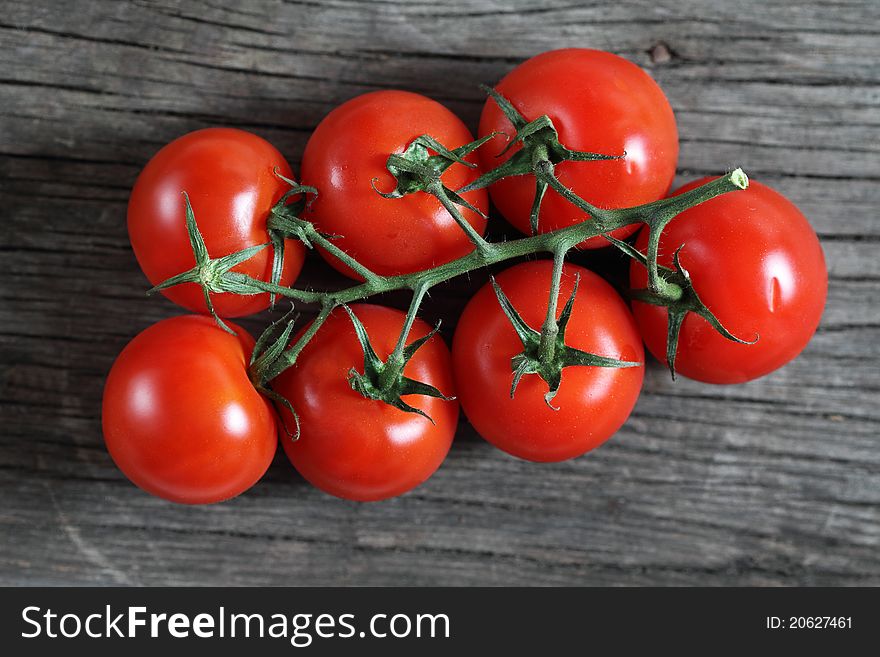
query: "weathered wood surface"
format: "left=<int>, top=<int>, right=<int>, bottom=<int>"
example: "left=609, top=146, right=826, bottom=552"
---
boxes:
left=1, top=0, right=878, bottom=586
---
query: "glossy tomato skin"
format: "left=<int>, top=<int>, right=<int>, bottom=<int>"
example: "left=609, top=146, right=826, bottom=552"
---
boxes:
left=102, top=315, right=278, bottom=504
left=300, top=91, right=488, bottom=278
left=273, top=304, right=458, bottom=501
left=630, top=179, right=827, bottom=384
left=478, top=49, right=678, bottom=248
left=453, top=261, right=644, bottom=462
left=128, top=128, right=305, bottom=317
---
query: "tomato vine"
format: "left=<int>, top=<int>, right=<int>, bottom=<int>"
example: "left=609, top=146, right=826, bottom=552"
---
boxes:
left=149, top=87, right=752, bottom=434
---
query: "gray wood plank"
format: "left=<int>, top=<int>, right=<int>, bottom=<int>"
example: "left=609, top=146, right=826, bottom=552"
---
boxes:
left=1, top=0, right=878, bottom=585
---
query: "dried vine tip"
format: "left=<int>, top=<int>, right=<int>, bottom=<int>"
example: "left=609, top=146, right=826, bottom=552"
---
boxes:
left=490, top=276, right=640, bottom=408
left=342, top=305, right=452, bottom=422
left=730, top=168, right=749, bottom=189
left=458, top=86, right=621, bottom=234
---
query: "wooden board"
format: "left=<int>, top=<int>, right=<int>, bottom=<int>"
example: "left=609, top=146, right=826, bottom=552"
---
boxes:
left=1, top=0, right=878, bottom=585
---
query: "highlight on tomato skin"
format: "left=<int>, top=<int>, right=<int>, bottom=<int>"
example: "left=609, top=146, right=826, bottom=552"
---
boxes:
left=630, top=179, right=828, bottom=384
left=478, top=48, right=679, bottom=248
left=299, top=90, right=489, bottom=279
left=127, top=127, right=306, bottom=318
left=273, top=304, right=458, bottom=502
left=101, top=315, right=279, bottom=504
left=452, top=261, right=645, bottom=463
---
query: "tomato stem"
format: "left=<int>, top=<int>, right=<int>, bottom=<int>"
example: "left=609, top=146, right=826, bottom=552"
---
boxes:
left=427, top=180, right=492, bottom=257
left=381, top=282, right=430, bottom=389
left=633, top=170, right=749, bottom=302
left=491, top=271, right=640, bottom=408
left=244, top=168, right=745, bottom=310
left=537, top=247, right=567, bottom=363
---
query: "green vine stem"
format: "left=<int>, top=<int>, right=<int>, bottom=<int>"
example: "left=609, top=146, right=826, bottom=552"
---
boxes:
left=155, top=167, right=748, bottom=386
left=379, top=282, right=431, bottom=389
left=219, top=166, right=747, bottom=384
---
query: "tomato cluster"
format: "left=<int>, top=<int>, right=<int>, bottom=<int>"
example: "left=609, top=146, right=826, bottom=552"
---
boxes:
left=106, top=48, right=827, bottom=504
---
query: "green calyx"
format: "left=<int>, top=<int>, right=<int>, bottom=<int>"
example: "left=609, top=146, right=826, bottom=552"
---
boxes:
left=146, top=192, right=271, bottom=334
left=343, top=305, right=452, bottom=422
left=459, top=85, right=623, bottom=235
left=491, top=273, right=641, bottom=408
left=373, top=133, right=497, bottom=254
left=607, top=235, right=758, bottom=380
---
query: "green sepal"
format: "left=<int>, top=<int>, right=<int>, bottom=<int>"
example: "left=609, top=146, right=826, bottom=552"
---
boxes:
left=257, top=383, right=301, bottom=441
left=458, top=85, right=622, bottom=234
left=490, top=274, right=640, bottom=408
left=246, top=302, right=305, bottom=441
left=402, top=322, right=443, bottom=361
left=371, top=134, right=498, bottom=251
left=250, top=303, right=299, bottom=371
left=624, top=242, right=759, bottom=379
left=603, top=234, right=651, bottom=265
left=343, top=305, right=452, bottom=423
left=529, top=178, right=549, bottom=235
left=268, top=170, right=383, bottom=283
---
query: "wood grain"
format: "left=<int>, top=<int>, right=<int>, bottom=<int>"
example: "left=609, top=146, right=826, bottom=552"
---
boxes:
left=1, top=0, right=878, bottom=585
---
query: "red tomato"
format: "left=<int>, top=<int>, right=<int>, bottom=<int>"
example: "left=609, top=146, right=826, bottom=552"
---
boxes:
left=300, top=90, right=488, bottom=278
left=630, top=179, right=827, bottom=384
left=102, top=315, right=278, bottom=504
left=128, top=128, right=305, bottom=317
left=273, top=304, right=458, bottom=501
left=478, top=48, right=678, bottom=248
left=452, top=261, right=644, bottom=462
